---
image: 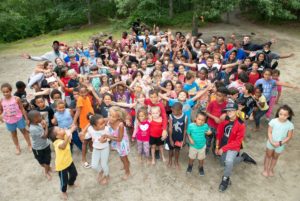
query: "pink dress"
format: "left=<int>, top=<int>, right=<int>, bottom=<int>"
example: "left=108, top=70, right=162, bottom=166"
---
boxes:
left=1, top=96, right=23, bottom=124
left=108, top=122, right=130, bottom=157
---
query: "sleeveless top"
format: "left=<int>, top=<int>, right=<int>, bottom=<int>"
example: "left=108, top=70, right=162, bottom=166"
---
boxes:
left=170, top=114, right=186, bottom=141
left=108, top=122, right=130, bottom=156
left=1, top=96, right=23, bottom=124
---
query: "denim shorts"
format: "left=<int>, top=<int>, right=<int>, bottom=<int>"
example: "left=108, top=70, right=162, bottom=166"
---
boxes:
left=5, top=118, right=26, bottom=132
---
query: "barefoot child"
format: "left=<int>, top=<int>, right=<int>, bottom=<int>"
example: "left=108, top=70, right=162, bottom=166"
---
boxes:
left=262, top=105, right=294, bottom=177
left=104, top=106, right=131, bottom=180
left=167, top=102, right=187, bottom=169
left=49, top=125, right=78, bottom=200
left=0, top=83, right=32, bottom=154
left=28, top=110, right=52, bottom=180
left=186, top=112, right=211, bottom=176
left=85, top=114, right=110, bottom=185
left=132, top=107, right=151, bottom=163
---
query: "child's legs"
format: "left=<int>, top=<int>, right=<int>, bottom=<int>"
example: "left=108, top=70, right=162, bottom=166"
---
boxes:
left=158, top=145, right=165, bottom=160
left=19, top=128, right=31, bottom=147
left=91, top=149, right=102, bottom=172
left=67, top=162, right=78, bottom=185
left=10, top=130, right=20, bottom=149
left=197, top=146, right=206, bottom=167
left=254, top=110, right=267, bottom=128
left=269, top=152, right=281, bottom=172
left=72, top=130, right=82, bottom=151
left=174, top=149, right=180, bottom=164
left=151, top=145, right=156, bottom=161
left=120, top=156, right=130, bottom=175
left=143, top=142, right=150, bottom=158
left=266, top=96, right=276, bottom=118
left=264, top=148, right=274, bottom=172
left=58, top=169, right=68, bottom=193
left=100, top=147, right=110, bottom=176
left=82, top=140, right=89, bottom=162
left=136, top=140, right=143, bottom=156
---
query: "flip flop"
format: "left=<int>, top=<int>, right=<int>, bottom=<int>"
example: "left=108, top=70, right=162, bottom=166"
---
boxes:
left=82, top=162, right=91, bottom=168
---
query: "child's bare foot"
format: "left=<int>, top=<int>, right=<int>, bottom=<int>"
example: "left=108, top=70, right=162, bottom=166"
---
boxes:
left=15, top=147, right=21, bottom=155
left=251, top=127, right=260, bottom=132
left=269, top=170, right=274, bottom=177
left=151, top=160, right=155, bottom=165
left=61, top=192, right=68, bottom=200
left=262, top=171, right=269, bottom=177
left=100, top=176, right=109, bottom=185
left=167, top=161, right=172, bottom=167
left=46, top=172, right=52, bottom=180
left=122, top=173, right=131, bottom=180
left=175, top=163, right=181, bottom=170
left=97, top=171, right=103, bottom=182
left=162, top=157, right=166, bottom=162
left=28, top=146, right=32, bottom=152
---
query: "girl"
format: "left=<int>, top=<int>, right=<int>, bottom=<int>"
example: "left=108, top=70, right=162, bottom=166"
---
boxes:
left=262, top=105, right=294, bottom=177
left=132, top=108, right=150, bottom=163
left=149, top=106, right=167, bottom=165
left=252, top=86, right=269, bottom=131
left=85, top=114, right=110, bottom=185
left=49, top=125, right=78, bottom=200
left=104, top=106, right=131, bottom=180
left=0, top=83, right=32, bottom=154
left=177, top=65, right=186, bottom=83
left=119, top=65, right=131, bottom=82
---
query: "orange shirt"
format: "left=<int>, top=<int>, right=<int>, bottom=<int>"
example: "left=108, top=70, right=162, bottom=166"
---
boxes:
left=77, top=96, right=94, bottom=129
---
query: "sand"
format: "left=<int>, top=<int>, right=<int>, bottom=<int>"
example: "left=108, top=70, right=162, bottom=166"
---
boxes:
left=0, top=19, right=299, bottom=201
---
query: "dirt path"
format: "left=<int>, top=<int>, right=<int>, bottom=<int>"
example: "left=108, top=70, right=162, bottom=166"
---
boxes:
left=0, top=19, right=299, bottom=201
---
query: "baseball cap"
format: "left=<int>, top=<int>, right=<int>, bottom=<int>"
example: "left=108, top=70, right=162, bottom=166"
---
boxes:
left=223, top=102, right=238, bottom=111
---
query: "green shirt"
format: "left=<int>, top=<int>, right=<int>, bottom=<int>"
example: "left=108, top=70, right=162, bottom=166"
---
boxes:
left=187, top=123, right=209, bottom=149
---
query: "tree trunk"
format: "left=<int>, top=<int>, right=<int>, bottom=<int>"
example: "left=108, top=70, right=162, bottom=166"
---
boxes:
left=169, top=0, right=173, bottom=18
left=86, top=0, right=92, bottom=25
left=226, top=11, right=230, bottom=24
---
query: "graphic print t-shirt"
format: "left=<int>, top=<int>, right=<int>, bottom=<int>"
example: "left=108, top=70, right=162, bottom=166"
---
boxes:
left=220, top=121, right=234, bottom=147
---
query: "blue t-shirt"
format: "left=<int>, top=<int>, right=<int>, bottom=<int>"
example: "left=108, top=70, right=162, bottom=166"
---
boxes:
left=187, top=123, right=210, bottom=149
left=255, top=78, right=276, bottom=101
left=169, top=98, right=194, bottom=124
left=269, top=118, right=294, bottom=142
left=183, top=82, right=199, bottom=97
left=54, top=109, right=73, bottom=129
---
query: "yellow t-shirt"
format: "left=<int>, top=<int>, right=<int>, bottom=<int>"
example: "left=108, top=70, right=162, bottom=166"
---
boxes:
left=258, top=95, right=269, bottom=111
left=53, top=138, right=72, bottom=171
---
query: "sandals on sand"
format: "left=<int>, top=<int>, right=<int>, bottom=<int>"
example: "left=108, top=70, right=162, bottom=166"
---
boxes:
left=82, top=162, right=91, bottom=168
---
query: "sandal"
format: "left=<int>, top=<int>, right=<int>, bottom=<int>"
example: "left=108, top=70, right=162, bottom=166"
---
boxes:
left=82, top=162, right=91, bottom=168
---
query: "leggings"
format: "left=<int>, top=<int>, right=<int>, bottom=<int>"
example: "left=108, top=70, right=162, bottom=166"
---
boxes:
left=91, top=147, right=110, bottom=176
left=137, top=140, right=150, bottom=157
left=266, top=96, right=276, bottom=119
left=70, top=130, right=82, bottom=152
left=58, top=162, right=77, bottom=193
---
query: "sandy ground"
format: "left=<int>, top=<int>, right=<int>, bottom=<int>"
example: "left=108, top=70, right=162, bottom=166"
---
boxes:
left=0, top=19, right=300, bottom=201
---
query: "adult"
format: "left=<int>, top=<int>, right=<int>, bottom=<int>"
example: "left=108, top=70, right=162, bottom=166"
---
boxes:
left=215, top=102, right=256, bottom=192
left=242, top=35, right=272, bottom=57
left=23, top=41, right=66, bottom=64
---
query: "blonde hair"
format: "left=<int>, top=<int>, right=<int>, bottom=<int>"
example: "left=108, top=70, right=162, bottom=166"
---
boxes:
left=151, top=106, right=161, bottom=114
left=67, top=69, right=77, bottom=76
left=109, top=106, right=126, bottom=121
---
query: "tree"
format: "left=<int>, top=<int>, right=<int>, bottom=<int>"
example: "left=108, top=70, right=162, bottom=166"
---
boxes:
left=169, top=0, right=173, bottom=18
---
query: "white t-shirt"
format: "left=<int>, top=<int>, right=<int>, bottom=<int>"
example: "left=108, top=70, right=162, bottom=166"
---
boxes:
left=86, top=126, right=109, bottom=149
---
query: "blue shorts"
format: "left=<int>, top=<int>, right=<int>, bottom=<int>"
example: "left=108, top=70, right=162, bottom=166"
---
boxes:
left=266, top=140, right=285, bottom=153
left=5, top=118, right=26, bottom=132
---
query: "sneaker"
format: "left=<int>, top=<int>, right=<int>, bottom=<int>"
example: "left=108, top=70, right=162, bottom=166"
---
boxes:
left=241, top=152, right=257, bottom=165
left=186, top=165, right=193, bottom=174
left=199, top=167, right=205, bottom=176
left=155, top=150, right=160, bottom=159
left=219, top=176, right=231, bottom=192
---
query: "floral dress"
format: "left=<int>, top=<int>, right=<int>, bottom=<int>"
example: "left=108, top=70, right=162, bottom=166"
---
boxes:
left=108, top=122, right=130, bottom=157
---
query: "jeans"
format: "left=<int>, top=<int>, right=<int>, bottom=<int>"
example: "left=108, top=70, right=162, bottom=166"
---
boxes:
left=220, top=150, right=243, bottom=177
left=91, top=146, right=110, bottom=176
left=254, top=109, right=267, bottom=128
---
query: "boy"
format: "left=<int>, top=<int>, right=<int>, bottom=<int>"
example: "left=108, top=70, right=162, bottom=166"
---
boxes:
left=186, top=112, right=211, bottom=176
left=167, top=102, right=187, bottom=169
left=49, top=125, right=78, bottom=200
left=215, top=102, right=256, bottom=192
left=34, top=96, right=54, bottom=127
left=248, top=61, right=260, bottom=85
left=183, top=71, right=199, bottom=98
left=14, top=81, right=31, bottom=112
left=28, top=110, right=51, bottom=180
left=205, top=87, right=228, bottom=154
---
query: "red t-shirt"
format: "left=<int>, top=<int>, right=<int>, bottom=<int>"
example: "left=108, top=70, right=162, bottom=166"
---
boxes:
left=248, top=72, right=260, bottom=85
left=207, top=100, right=227, bottom=129
left=61, top=77, right=70, bottom=96
left=144, top=99, right=167, bottom=130
left=149, top=120, right=163, bottom=138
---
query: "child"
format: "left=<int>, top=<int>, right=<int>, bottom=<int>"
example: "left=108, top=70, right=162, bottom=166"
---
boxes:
left=183, top=71, right=199, bottom=97
left=239, top=83, right=256, bottom=119
left=49, top=125, right=78, bottom=200
left=34, top=95, right=54, bottom=127
left=73, top=85, right=94, bottom=168
left=85, top=114, right=110, bottom=185
left=132, top=107, right=151, bottom=163
left=167, top=102, right=187, bottom=169
left=0, top=83, right=32, bottom=154
left=186, top=112, right=211, bottom=176
left=14, top=81, right=31, bottom=112
left=205, top=87, right=228, bottom=154
left=262, top=105, right=294, bottom=177
left=149, top=106, right=167, bottom=165
left=252, top=86, right=269, bottom=131
left=52, top=100, right=82, bottom=151
left=104, top=106, right=131, bottom=180
left=28, top=110, right=51, bottom=180
left=248, top=61, right=260, bottom=85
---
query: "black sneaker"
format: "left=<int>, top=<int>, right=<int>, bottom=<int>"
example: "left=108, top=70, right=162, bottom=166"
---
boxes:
left=186, top=165, right=193, bottom=174
left=241, top=152, right=257, bottom=165
left=219, top=176, right=231, bottom=192
left=155, top=150, right=160, bottom=159
left=199, top=167, right=205, bottom=176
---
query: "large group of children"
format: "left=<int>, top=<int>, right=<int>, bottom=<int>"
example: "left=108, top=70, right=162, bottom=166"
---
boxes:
left=0, top=23, right=297, bottom=199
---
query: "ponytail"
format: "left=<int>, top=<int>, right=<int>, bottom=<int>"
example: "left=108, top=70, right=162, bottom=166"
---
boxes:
left=87, top=113, right=103, bottom=126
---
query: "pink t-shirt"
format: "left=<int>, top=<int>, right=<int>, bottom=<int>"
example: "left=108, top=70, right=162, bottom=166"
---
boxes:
left=1, top=96, right=23, bottom=124
left=136, top=120, right=150, bottom=142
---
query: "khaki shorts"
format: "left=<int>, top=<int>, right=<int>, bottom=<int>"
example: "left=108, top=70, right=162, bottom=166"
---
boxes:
left=189, top=146, right=206, bottom=160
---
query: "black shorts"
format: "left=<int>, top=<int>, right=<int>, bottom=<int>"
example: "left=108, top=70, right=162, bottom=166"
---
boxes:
left=32, top=145, right=51, bottom=165
left=150, top=136, right=164, bottom=146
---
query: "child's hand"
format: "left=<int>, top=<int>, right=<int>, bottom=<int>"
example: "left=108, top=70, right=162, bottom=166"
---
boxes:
left=170, top=139, right=174, bottom=147
left=216, top=148, right=223, bottom=156
left=189, top=139, right=194, bottom=145
left=161, top=130, right=168, bottom=141
left=99, top=136, right=107, bottom=143
left=214, top=117, right=221, bottom=124
left=206, top=130, right=212, bottom=136
left=272, top=141, right=280, bottom=147
left=41, top=120, right=47, bottom=128
left=125, top=119, right=132, bottom=127
left=79, top=132, right=85, bottom=142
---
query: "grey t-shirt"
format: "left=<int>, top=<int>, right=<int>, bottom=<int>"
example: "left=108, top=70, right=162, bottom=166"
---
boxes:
left=29, top=124, right=50, bottom=150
